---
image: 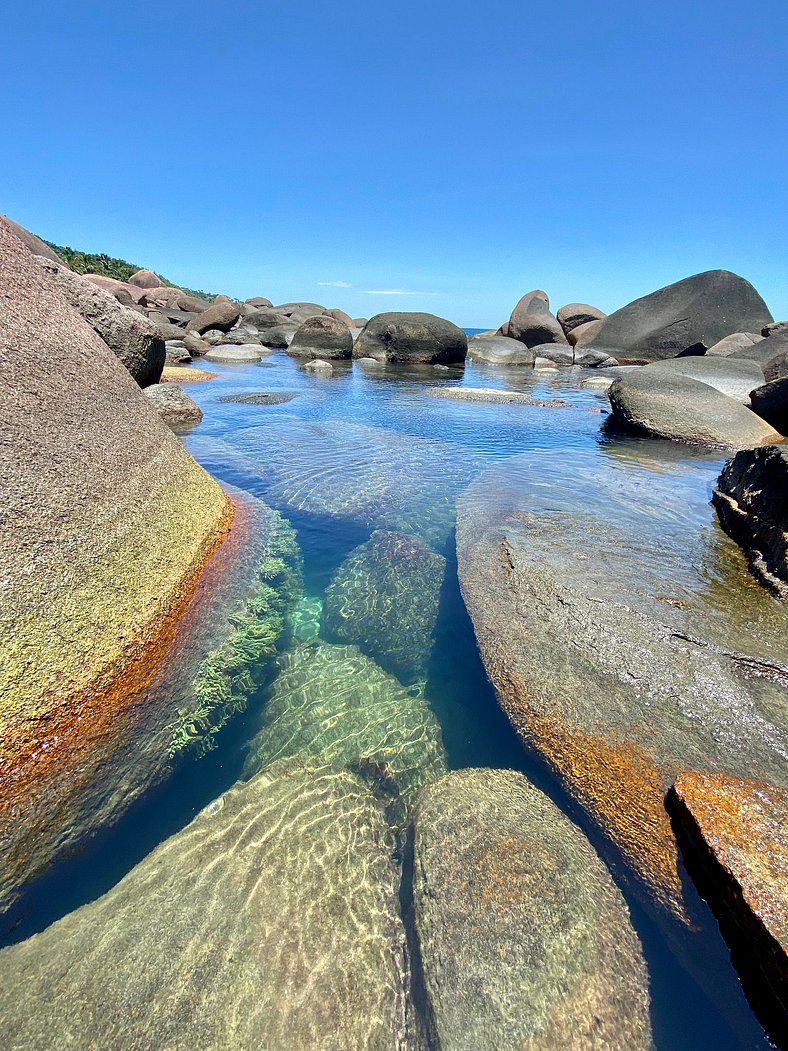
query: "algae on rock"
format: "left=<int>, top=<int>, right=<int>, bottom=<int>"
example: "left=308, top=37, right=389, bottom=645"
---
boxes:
left=169, top=514, right=303, bottom=757
left=321, top=529, right=446, bottom=685
left=244, top=639, right=446, bottom=822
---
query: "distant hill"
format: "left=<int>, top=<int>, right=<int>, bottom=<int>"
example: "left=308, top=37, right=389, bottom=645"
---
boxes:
left=44, top=240, right=219, bottom=302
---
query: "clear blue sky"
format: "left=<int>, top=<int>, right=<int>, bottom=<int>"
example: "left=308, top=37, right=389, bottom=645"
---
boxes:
left=2, top=1, right=786, bottom=327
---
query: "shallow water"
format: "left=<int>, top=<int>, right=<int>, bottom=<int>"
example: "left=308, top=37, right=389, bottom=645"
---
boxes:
left=3, top=349, right=782, bottom=1048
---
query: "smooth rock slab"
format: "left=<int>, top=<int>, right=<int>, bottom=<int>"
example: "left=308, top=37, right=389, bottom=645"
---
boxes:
left=219, top=391, right=299, bottom=406
left=467, top=333, right=536, bottom=366
left=413, top=769, right=652, bottom=1051
left=713, top=445, right=788, bottom=596
left=643, top=355, right=765, bottom=404
left=456, top=451, right=788, bottom=920
left=322, top=529, right=445, bottom=684
left=244, top=640, right=446, bottom=819
left=424, top=386, right=567, bottom=408
left=608, top=368, right=779, bottom=448
left=668, top=772, right=788, bottom=1048
left=205, top=344, right=266, bottom=363
left=0, top=758, right=409, bottom=1051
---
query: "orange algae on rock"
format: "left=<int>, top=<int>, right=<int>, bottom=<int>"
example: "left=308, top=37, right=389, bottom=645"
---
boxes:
left=669, top=772, right=788, bottom=1046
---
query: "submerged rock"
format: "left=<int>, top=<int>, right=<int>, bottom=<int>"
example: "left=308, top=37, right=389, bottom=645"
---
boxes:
left=301, top=357, right=334, bottom=374
left=0, top=758, right=409, bottom=1051
left=0, top=216, right=232, bottom=914
left=413, top=769, right=652, bottom=1051
left=144, top=383, right=203, bottom=428
left=424, top=386, right=568, bottom=408
left=244, top=640, right=446, bottom=819
left=191, top=419, right=484, bottom=549
left=456, top=451, right=788, bottom=920
left=219, top=391, right=299, bottom=406
left=354, top=312, right=467, bottom=364
left=668, top=772, right=788, bottom=1049
left=586, top=270, right=774, bottom=362
left=36, top=255, right=165, bottom=386
left=322, top=529, right=446, bottom=684
left=713, top=446, right=788, bottom=596
left=608, top=368, right=778, bottom=448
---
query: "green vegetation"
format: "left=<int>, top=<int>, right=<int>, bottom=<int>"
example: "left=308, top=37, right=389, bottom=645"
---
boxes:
left=43, top=239, right=219, bottom=302
left=168, top=516, right=303, bottom=758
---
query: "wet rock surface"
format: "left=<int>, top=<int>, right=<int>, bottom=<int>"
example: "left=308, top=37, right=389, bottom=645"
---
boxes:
left=456, top=451, right=788, bottom=920
left=321, top=529, right=446, bottom=684
left=713, top=445, right=788, bottom=596
left=244, top=640, right=446, bottom=819
left=219, top=390, right=299, bottom=406
left=0, top=758, right=410, bottom=1051
left=668, top=772, right=788, bottom=1048
left=413, top=768, right=652, bottom=1051
left=424, top=385, right=568, bottom=408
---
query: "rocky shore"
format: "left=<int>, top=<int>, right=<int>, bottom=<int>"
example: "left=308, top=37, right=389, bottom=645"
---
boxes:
left=1, top=213, right=787, bottom=1048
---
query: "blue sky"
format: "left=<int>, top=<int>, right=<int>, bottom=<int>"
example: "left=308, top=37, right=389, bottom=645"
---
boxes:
left=1, top=1, right=785, bottom=327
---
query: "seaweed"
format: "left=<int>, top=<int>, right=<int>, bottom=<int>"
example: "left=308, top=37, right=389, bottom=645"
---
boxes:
left=168, top=515, right=302, bottom=758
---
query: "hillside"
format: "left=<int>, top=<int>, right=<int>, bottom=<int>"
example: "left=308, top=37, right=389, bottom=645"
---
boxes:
left=43, top=239, right=218, bottom=302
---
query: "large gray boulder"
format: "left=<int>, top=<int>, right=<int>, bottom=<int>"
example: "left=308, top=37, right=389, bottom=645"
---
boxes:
left=144, top=383, right=203, bottom=429
left=244, top=295, right=273, bottom=308
left=467, top=333, right=535, bottom=365
left=185, top=295, right=240, bottom=334
left=244, top=307, right=293, bottom=329
left=505, top=289, right=568, bottom=347
left=570, top=318, right=605, bottom=347
left=713, top=445, right=788, bottom=595
left=456, top=450, right=788, bottom=922
left=644, top=355, right=765, bottom=403
left=750, top=378, right=788, bottom=434
left=353, top=312, right=467, bottom=364
left=0, top=758, right=410, bottom=1050
left=243, top=641, right=446, bottom=819
left=325, top=307, right=354, bottom=327
left=608, top=368, right=779, bottom=448
left=413, top=769, right=651, bottom=1051
left=36, top=256, right=165, bottom=386
left=287, top=314, right=353, bottom=359
left=585, top=270, right=773, bottom=362
left=556, top=301, right=607, bottom=335
left=321, top=529, right=445, bottom=684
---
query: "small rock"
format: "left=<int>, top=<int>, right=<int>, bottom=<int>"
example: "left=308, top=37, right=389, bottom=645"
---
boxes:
left=302, top=358, right=334, bottom=374
left=144, top=384, right=203, bottom=428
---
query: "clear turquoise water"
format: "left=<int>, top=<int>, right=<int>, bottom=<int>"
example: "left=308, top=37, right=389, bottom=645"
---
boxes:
left=3, top=348, right=779, bottom=1049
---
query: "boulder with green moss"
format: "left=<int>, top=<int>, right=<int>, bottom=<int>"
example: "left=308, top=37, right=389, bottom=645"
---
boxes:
left=321, top=529, right=445, bottom=684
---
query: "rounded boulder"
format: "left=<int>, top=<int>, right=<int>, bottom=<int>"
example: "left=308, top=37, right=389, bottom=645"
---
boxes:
left=353, top=312, right=467, bottom=365
left=287, top=315, right=353, bottom=359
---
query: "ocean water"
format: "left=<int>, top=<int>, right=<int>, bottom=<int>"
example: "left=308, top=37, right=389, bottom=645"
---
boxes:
left=2, top=348, right=780, bottom=1049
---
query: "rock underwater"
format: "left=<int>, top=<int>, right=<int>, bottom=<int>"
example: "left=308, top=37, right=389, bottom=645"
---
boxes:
left=0, top=758, right=410, bottom=1051
left=456, top=449, right=788, bottom=922
left=413, top=768, right=652, bottom=1051
left=321, top=529, right=446, bottom=684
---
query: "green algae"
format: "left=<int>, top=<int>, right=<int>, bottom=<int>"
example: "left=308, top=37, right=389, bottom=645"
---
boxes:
left=168, top=516, right=303, bottom=757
